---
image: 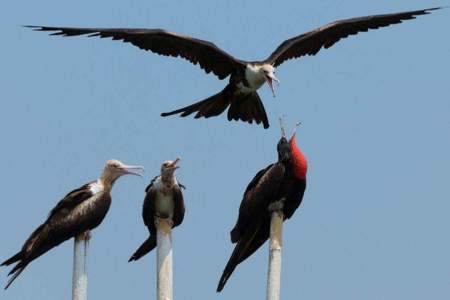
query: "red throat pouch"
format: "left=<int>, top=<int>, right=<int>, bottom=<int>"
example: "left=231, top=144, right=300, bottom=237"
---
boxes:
left=289, top=135, right=308, bottom=179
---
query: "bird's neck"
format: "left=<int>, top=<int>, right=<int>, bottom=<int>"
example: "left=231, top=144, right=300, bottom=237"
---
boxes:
left=99, top=173, right=118, bottom=193
left=161, top=174, right=176, bottom=187
left=244, top=64, right=266, bottom=89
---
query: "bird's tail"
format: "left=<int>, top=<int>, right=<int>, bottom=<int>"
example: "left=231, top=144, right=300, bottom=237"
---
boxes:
left=217, top=227, right=261, bottom=292
left=1, top=251, right=22, bottom=267
left=161, top=85, right=231, bottom=119
left=227, top=92, right=269, bottom=129
left=128, top=235, right=157, bottom=262
left=4, top=260, right=28, bottom=290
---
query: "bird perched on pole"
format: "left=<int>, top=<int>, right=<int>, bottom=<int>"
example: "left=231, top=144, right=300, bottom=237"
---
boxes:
left=129, top=157, right=185, bottom=262
left=1, top=160, right=144, bottom=289
left=217, top=121, right=308, bottom=292
left=27, top=7, right=440, bottom=128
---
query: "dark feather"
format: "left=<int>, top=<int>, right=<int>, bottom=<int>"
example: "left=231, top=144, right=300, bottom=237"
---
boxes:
left=172, top=186, right=185, bottom=227
left=129, top=180, right=185, bottom=261
left=26, top=26, right=244, bottom=79
left=128, top=235, right=156, bottom=262
left=266, top=7, right=441, bottom=66
left=161, top=85, right=232, bottom=119
left=227, top=92, right=269, bottom=129
left=162, top=84, right=269, bottom=128
left=2, top=183, right=111, bottom=289
left=230, top=163, right=285, bottom=243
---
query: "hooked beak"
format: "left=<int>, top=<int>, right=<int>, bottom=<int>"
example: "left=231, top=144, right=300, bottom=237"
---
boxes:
left=120, top=164, right=145, bottom=177
left=265, top=72, right=280, bottom=97
left=167, top=157, right=181, bottom=170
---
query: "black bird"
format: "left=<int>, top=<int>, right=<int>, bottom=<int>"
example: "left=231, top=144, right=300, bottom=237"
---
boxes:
left=129, top=157, right=185, bottom=262
left=1, top=160, right=144, bottom=289
left=27, top=7, right=440, bottom=128
left=217, top=126, right=308, bottom=292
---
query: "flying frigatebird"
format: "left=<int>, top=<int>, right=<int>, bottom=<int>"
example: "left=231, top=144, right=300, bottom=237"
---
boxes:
left=27, top=7, right=440, bottom=128
left=217, top=123, right=308, bottom=292
left=129, top=157, right=185, bottom=262
left=1, top=159, right=144, bottom=289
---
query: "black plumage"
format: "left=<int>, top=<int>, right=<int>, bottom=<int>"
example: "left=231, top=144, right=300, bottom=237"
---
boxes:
left=27, top=7, right=440, bottom=128
left=129, top=159, right=185, bottom=262
left=1, top=160, right=143, bottom=289
left=217, top=135, right=307, bottom=292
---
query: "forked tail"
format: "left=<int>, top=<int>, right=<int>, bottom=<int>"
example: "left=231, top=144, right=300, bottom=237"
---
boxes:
left=128, top=235, right=157, bottom=262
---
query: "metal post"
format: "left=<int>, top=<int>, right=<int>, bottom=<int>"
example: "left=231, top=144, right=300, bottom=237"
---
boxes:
left=266, top=208, right=284, bottom=300
left=156, top=218, right=173, bottom=300
left=72, top=232, right=89, bottom=300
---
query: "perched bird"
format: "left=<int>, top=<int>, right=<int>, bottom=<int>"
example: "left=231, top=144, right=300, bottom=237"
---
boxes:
left=129, top=157, right=185, bottom=262
left=1, top=160, right=144, bottom=289
left=217, top=123, right=308, bottom=292
left=27, top=7, right=440, bottom=128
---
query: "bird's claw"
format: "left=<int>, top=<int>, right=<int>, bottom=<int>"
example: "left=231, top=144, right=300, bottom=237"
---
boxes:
left=154, top=214, right=174, bottom=228
left=268, top=197, right=286, bottom=213
left=82, top=230, right=91, bottom=241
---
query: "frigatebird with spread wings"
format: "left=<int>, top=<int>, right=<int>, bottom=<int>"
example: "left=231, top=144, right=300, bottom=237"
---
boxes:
left=28, top=7, right=440, bottom=128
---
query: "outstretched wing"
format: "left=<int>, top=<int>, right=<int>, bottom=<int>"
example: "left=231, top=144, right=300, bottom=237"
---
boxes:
left=266, top=7, right=440, bottom=67
left=27, top=26, right=245, bottom=79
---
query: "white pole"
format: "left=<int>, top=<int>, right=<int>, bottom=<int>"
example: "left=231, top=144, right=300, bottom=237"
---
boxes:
left=266, top=207, right=284, bottom=300
left=72, top=232, right=89, bottom=300
left=156, top=218, right=173, bottom=300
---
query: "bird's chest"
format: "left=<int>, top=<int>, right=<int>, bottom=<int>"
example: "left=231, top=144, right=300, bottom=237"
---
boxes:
left=155, top=183, right=175, bottom=216
left=235, top=65, right=265, bottom=93
left=247, top=67, right=266, bottom=88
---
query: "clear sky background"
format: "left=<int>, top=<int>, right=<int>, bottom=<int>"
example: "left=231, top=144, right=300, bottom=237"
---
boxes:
left=1, top=1, right=449, bottom=299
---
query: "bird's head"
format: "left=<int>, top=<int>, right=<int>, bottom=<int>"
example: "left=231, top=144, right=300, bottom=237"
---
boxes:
left=101, top=159, right=144, bottom=186
left=278, top=119, right=308, bottom=179
left=261, top=64, right=279, bottom=97
left=277, top=137, right=292, bottom=163
left=161, top=157, right=181, bottom=178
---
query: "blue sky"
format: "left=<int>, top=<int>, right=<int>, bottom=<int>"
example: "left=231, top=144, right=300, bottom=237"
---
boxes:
left=1, top=1, right=449, bottom=299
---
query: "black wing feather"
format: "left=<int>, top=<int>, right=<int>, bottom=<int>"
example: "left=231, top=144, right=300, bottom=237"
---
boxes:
left=172, top=185, right=185, bottom=227
left=266, top=7, right=441, bottom=66
left=27, top=26, right=244, bottom=79
left=230, top=163, right=284, bottom=243
left=47, top=182, right=94, bottom=219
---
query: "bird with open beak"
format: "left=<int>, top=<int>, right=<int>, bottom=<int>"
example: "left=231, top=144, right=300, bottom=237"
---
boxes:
left=217, top=120, right=308, bottom=292
left=129, top=157, right=185, bottom=262
left=1, top=159, right=144, bottom=289
left=28, top=7, right=440, bottom=128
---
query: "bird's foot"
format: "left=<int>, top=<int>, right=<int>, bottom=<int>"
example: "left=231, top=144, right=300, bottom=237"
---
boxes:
left=268, top=197, right=286, bottom=213
left=154, top=214, right=174, bottom=228
left=82, top=230, right=91, bottom=241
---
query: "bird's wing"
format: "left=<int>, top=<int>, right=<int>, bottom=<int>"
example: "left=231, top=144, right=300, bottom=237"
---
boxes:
left=230, top=163, right=285, bottom=243
left=47, top=182, right=95, bottom=220
left=172, top=185, right=185, bottom=227
left=266, top=7, right=440, bottom=67
left=142, top=183, right=157, bottom=230
left=27, top=26, right=245, bottom=79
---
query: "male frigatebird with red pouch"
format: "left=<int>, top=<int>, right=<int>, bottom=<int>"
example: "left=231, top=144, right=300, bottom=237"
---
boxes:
left=1, top=160, right=144, bottom=289
left=27, top=7, right=440, bottom=128
left=217, top=122, right=308, bottom=292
